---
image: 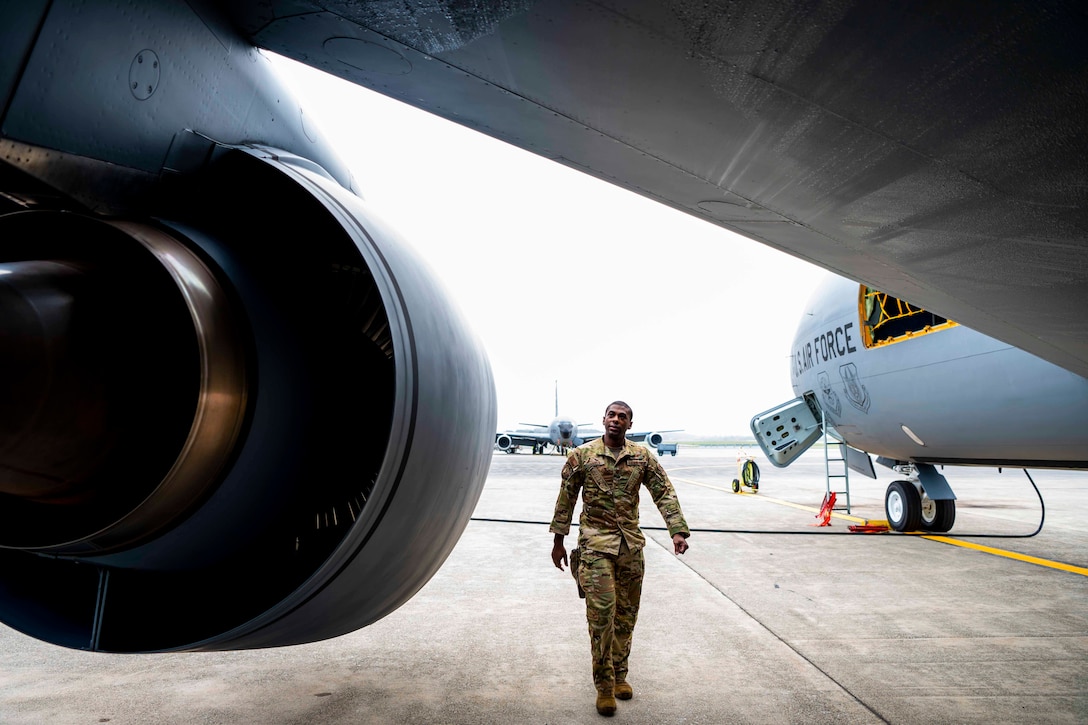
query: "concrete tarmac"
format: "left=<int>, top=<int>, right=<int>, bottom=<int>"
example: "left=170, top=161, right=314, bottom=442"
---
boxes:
left=1, top=447, right=1086, bottom=724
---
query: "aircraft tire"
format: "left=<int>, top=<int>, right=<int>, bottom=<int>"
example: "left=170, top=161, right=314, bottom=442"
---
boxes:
left=731, top=479, right=740, bottom=493
left=885, top=480, right=921, bottom=532
left=921, top=496, right=956, bottom=532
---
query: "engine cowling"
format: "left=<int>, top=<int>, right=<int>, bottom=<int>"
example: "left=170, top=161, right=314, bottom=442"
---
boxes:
left=0, top=148, right=495, bottom=652
left=495, top=433, right=515, bottom=451
left=645, top=432, right=664, bottom=448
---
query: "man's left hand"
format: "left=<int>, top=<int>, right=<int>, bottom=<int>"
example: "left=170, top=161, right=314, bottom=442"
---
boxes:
left=672, top=533, right=689, bottom=555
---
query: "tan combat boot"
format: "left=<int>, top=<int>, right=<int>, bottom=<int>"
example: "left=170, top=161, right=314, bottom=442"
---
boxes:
left=614, top=680, right=633, bottom=700
left=595, top=689, right=617, bottom=716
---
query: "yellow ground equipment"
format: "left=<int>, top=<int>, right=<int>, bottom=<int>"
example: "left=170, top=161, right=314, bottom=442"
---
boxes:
left=731, top=451, right=760, bottom=493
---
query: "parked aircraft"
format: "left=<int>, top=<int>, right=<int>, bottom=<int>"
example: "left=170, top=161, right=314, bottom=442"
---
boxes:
left=495, top=388, right=678, bottom=454
left=752, top=274, right=1088, bottom=532
left=0, top=1, right=1083, bottom=653
left=496, top=418, right=586, bottom=455
left=496, top=422, right=677, bottom=455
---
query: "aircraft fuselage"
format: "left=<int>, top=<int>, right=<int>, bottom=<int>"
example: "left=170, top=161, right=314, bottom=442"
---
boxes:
left=791, top=275, right=1088, bottom=468
left=548, top=417, right=578, bottom=448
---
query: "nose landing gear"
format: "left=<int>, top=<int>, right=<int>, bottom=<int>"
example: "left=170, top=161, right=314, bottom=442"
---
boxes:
left=884, top=464, right=956, bottom=532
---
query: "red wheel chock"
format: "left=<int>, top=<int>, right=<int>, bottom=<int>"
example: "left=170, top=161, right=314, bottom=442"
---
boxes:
left=812, top=492, right=836, bottom=527
left=848, top=523, right=890, bottom=533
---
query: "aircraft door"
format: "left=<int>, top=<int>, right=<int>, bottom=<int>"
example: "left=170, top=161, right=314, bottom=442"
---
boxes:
left=750, top=395, right=823, bottom=467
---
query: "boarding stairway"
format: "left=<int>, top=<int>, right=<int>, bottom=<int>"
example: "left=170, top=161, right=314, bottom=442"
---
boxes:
left=821, top=407, right=851, bottom=514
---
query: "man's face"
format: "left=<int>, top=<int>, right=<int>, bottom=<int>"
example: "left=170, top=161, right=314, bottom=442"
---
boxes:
left=603, top=405, right=632, bottom=437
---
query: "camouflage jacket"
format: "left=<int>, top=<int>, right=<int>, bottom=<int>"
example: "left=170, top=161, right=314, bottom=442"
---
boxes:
left=549, top=437, right=689, bottom=555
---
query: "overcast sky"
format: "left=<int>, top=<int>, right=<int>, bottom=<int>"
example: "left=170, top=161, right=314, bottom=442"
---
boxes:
left=267, top=54, right=827, bottom=436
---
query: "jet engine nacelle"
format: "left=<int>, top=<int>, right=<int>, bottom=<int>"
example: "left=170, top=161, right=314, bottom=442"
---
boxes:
left=495, top=434, right=515, bottom=451
left=0, top=147, right=495, bottom=653
left=645, top=432, right=664, bottom=448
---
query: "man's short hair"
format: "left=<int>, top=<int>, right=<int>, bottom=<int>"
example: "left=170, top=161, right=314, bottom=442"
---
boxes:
left=605, top=400, right=633, bottom=420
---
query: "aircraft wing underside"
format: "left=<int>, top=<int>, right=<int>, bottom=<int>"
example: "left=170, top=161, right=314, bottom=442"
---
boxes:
left=575, top=430, right=678, bottom=447
left=221, top=0, right=1088, bottom=378
left=497, top=431, right=553, bottom=448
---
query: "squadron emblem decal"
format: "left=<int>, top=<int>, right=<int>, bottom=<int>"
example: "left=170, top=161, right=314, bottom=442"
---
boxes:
left=818, top=371, right=842, bottom=418
left=839, top=363, right=870, bottom=413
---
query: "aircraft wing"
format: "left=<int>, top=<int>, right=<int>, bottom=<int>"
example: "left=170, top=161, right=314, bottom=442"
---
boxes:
left=496, top=431, right=552, bottom=447
left=222, top=0, right=1088, bottom=378
left=627, top=430, right=683, bottom=443
left=578, top=430, right=682, bottom=448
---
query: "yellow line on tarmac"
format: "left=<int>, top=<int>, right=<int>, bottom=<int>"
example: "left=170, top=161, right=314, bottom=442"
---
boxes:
left=671, top=477, right=1088, bottom=576
left=664, top=465, right=736, bottom=473
left=921, top=536, right=1088, bottom=576
left=670, top=476, right=873, bottom=525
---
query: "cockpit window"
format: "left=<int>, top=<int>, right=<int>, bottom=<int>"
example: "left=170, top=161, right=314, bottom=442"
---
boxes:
left=859, top=286, right=957, bottom=348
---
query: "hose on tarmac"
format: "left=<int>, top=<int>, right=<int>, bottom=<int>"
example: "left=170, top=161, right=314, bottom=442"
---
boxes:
left=470, top=470, right=1044, bottom=538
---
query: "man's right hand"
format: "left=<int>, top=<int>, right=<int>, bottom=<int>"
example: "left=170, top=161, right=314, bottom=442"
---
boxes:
left=551, top=537, right=568, bottom=570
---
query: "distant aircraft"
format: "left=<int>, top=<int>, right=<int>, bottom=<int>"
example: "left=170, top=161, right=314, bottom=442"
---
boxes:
left=496, top=420, right=583, bottom=455
left=495, top=418, right=586, bottom=456
left=496, top=385, right=677, bottom=454
left=752, top=274, right=1088, bottom=533
left=496, top=423, right=678, bottom=455
left=0, top=1, right=1083, bottom=654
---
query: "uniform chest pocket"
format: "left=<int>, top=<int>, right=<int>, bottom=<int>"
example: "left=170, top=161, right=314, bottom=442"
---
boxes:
left=618, top=462, right=645, bottom=492
left=586, top=461, right=611, bottom=490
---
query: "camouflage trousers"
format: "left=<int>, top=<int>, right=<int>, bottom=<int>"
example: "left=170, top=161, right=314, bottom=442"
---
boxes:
left=577, top=541, right=644, bottom=693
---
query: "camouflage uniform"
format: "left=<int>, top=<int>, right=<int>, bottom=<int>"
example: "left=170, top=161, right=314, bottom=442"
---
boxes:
left=550, top=437, right=689, bottom=693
